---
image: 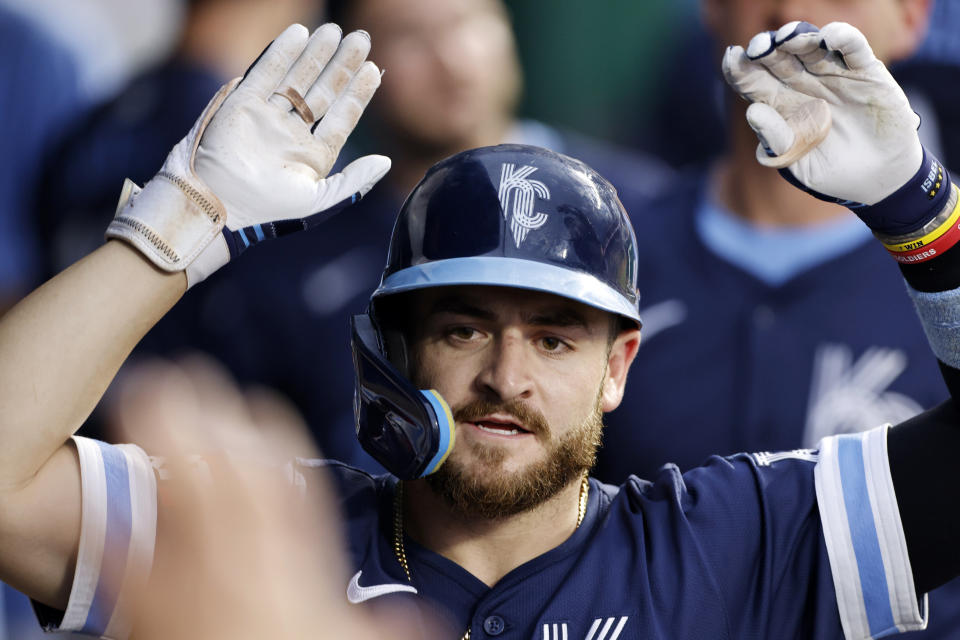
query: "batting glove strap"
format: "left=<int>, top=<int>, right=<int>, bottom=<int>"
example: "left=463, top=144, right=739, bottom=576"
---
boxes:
left=780, top=149, right=953, bottom=237
left=106, top=80, right=233, bottom=283
left=107, top=174, right=225, bottom=269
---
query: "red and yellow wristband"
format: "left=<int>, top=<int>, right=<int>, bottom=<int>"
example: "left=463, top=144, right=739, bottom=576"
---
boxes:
left=882, top=184, right=960, bottom=264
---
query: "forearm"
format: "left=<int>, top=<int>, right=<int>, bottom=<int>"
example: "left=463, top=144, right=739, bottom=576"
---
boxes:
left=0, top=240, right=185, bottom=488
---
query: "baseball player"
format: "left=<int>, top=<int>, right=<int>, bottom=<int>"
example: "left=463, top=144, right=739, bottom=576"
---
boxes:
left=0, top=19, right=959, bottom=640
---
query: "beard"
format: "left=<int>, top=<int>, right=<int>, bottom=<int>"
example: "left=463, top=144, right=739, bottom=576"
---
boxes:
left=425, top=393, right=604, bottom=520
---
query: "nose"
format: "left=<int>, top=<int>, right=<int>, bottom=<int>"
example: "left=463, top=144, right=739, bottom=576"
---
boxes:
left=765, top=0, right=812, bottom=31
left=429, top=31, right=468, bottom=81
left=474, top=332, right=534, bottom=402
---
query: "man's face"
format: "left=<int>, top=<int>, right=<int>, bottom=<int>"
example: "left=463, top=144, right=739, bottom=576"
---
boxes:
left=351, top=0, right=521, bottom=151
left=406, top=286, right=638, bottom=518
left=702, top=0, right=929, bottom=63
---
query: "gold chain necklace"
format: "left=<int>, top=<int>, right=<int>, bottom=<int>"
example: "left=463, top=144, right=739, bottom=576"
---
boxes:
left=392, top=475, right=590, bottom=640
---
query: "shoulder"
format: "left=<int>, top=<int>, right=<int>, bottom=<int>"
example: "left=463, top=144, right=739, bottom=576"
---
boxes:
left=294, top=458, right=393, bottom=504
left=292, top=459, right=393, bottom=555
left=604, top=450, right=820, bottom=518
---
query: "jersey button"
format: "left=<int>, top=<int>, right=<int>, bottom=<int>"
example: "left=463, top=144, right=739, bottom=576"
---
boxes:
left=483, top=615, right=505, bottom=635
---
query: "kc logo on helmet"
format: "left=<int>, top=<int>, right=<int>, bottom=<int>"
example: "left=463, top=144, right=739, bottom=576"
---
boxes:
left=498, top=163, right=551, bottom=248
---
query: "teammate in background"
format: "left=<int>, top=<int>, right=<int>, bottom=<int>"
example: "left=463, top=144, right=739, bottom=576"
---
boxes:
left=2, top=19, right=960, bottom=640
left=323, top=0, right=672, bottom=199
left=595, top=3, right=960, bottom=634
left=597, top=3, right=940, bottom=493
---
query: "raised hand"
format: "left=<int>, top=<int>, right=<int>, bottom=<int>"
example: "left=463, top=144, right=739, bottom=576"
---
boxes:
left=107, top=24, right=391, bottom=287
left=721, top=21, right=954, bottom=240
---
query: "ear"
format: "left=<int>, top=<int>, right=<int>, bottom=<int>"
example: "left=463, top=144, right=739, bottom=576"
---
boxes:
left=894, top=0, right=933, bottom=60
left=600, top=328, right=641, bottom=413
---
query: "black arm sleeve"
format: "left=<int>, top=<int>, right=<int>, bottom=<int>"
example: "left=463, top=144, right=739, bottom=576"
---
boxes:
left=886, top=233, right=960, bottom=593
left=898, top=245, right=960, bottom=292
left=888, top=367, right=960, bottom=594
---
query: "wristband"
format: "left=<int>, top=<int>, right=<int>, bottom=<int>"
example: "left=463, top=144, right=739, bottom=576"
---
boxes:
left=779, top=149, right=951, bottom=236
left=846, top=150, right=950, bottom=236
left=887, top=223, right=960, bottom=264
left=881, top=184, right=960, bottom=253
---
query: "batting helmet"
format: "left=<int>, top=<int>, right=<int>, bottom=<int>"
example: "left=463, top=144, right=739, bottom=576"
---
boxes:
left=351, top=144, right=641, bottom=479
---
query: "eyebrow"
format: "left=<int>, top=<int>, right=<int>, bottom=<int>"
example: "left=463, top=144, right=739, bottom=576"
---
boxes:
left=525, top=309, right=590, bottom=330
left=428, top=295, right=590, bottom=330
left=428, top=297, right=497, bottom=321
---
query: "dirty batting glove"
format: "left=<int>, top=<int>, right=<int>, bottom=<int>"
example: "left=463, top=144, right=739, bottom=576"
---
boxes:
left=106, top=23, right=391, bottom=288
left=722, top=21, right=953, bottom=244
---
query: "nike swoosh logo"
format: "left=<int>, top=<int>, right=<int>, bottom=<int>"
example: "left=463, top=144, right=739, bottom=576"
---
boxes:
left=638, top=299, right=687, bottom=344
left=346, top=570, right=418, bottom=603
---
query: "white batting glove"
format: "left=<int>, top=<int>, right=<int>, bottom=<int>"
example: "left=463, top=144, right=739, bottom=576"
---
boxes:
left=723, top=21, right=951, bottom=237
left=107, top=24, right=391, bottom=287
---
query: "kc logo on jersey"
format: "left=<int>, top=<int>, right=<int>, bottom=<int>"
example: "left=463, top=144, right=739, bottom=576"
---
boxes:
left=802, top=344, right=922, bottom=447
left=498, top=163, right=550, bottom=248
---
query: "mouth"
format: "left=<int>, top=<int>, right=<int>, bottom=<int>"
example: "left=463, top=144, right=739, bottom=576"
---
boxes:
left=466, top=414, right=532, bottom=437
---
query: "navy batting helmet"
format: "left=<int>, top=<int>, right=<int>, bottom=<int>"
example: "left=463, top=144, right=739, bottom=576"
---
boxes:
left=351, top=144, right=641, bottom=479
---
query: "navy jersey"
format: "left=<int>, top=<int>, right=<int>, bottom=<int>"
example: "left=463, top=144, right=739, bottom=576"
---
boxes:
left=35, top=427, right=927, bottom=640
left=311, top=425, right=924, bottom=640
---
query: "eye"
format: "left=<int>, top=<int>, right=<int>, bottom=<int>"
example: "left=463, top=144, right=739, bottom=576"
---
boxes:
left=539, top=336, right=568, bottom=352
left=447, top=326, right=480, bottom=342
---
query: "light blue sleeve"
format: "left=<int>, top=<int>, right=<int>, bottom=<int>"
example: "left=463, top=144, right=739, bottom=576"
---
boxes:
left=35, top=437, right=157, bottom=640
left=815, top=426, right=926, bottom=639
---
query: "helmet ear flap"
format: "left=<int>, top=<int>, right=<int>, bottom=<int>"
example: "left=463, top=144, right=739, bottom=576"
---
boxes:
left=370, top=295, right=412, bottom=376
left=380, top=326, right=410, bottom=378
left=351, top=312, right=455, bottom=480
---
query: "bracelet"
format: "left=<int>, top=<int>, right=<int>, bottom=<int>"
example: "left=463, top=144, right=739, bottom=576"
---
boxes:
left=888, top=220, right=960, bottom=264
left=879, top=183, right=959, bottom=252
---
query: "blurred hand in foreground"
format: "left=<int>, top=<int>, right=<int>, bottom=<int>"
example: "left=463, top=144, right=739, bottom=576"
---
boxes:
left=110, top=356, right=424, bottom=640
